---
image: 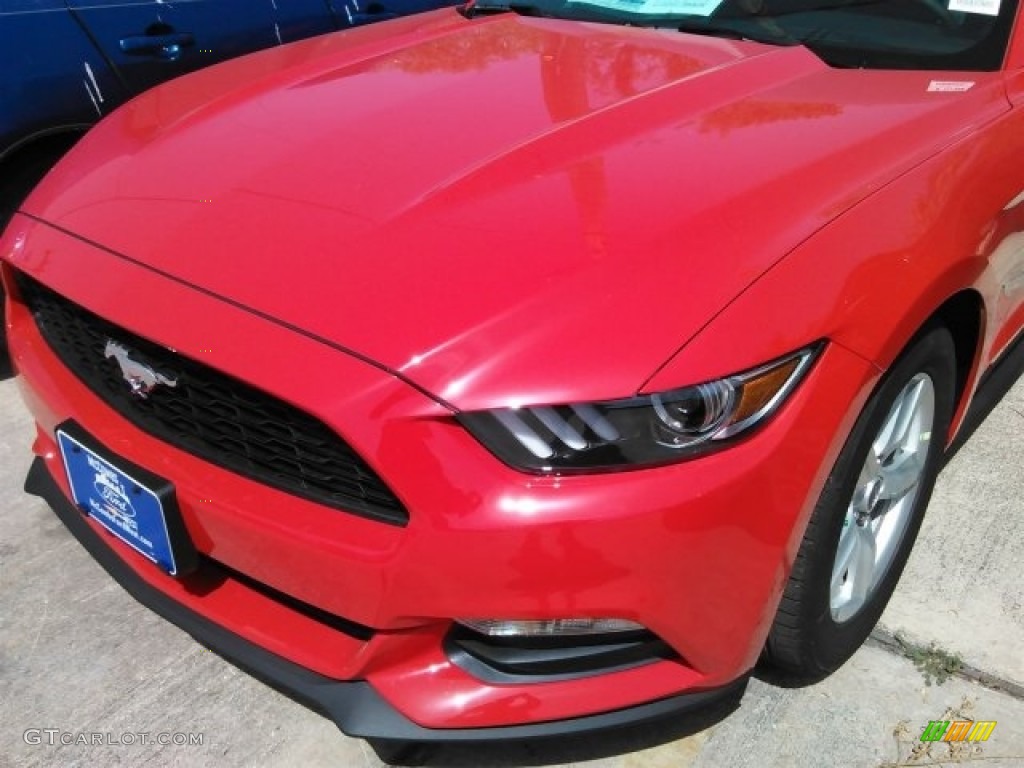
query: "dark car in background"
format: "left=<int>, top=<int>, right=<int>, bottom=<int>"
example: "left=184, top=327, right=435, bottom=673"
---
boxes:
left=0, top=0, right=454, bottom=362
left=1, top=0, right=451, bottom=168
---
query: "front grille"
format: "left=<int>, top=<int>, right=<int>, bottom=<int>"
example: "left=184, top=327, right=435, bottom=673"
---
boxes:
left=17, top=273, right=408, bottom=526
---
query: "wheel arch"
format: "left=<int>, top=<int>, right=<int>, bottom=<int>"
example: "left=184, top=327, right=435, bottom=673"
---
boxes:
left=923, top=289, right=987, bottom=443
left=0, top=127, right=88, bottom=214
left=1, top=124, right=89, bottom=165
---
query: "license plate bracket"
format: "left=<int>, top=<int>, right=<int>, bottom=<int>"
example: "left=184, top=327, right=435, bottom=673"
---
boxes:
left=56, top=421, right=197, bottom=577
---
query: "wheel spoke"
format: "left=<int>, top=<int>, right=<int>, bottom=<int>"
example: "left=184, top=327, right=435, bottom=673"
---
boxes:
left=878, top=449, right=924, bottom=502
left=831, top=517, right=858, bottom=594
left=874, top=379, right=923, bottom=460
left=830, top=520, right=878, bottom=620
left=846, top=525, right=877, bottom=603
left=859, top=448, right=881, bottom=484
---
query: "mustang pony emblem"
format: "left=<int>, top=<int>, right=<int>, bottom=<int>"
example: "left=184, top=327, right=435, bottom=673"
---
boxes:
left=103, top=339, right=178, bottom=399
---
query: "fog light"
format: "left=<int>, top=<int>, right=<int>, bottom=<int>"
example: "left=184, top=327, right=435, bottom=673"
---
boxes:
left=457, top=618, right=645, bottom=637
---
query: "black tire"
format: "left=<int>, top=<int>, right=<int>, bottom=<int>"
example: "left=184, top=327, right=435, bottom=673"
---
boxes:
left=763, top=324, right=957, bottom=680
left=1, top=133, right=81, bottom=365
left=0, top=134, right=81, bottom=220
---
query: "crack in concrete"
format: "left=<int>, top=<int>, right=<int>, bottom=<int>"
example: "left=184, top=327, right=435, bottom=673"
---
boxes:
left=869, top=628, right=1024, bottom=701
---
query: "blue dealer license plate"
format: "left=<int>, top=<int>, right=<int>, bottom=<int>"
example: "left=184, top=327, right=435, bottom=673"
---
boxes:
left=57, top=427, right=183, bottom=575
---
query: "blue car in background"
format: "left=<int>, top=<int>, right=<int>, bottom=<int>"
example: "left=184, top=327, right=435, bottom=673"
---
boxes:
left=0, top=0, right=452, bottom=365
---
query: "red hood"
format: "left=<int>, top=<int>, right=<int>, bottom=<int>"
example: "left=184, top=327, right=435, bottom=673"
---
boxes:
left=23, top=11, right=1008, bottom=410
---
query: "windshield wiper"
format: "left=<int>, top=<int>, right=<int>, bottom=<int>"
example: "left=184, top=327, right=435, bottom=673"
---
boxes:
left=675, top=18, right=799, bottom=46
left=460, top=0, right=546, bottom=17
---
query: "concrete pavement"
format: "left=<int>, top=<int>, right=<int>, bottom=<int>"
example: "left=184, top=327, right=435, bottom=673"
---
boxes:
left=1, top=367, right=1022, bottom=768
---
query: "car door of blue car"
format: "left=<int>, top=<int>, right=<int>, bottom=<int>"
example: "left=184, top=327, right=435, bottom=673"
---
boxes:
left=0, top=0, right=126, bottom=158
left=66, top=0, right=337, bottom=95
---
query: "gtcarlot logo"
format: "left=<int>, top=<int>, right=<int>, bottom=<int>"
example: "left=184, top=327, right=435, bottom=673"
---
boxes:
left=23, top=729, right=204, bottom=747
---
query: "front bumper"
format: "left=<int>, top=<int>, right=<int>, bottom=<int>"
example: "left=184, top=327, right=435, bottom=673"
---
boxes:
left=4, top=214, right=878, bottom=735
left=25, top=453, right=750, bottom=741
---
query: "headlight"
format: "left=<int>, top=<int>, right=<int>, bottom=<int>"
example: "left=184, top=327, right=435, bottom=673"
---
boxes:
left=458, top=343, right=822, bottom=472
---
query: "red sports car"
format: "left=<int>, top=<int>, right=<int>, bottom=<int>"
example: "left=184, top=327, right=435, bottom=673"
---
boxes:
left=3, top=0, right=1023, bottom=758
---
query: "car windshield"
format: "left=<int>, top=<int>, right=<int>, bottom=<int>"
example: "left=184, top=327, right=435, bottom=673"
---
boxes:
left=469, top=0, right=1021, bottom=70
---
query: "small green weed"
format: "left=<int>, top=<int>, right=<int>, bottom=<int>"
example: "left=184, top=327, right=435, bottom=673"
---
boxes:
left=894, top=633, right=963, bottom=687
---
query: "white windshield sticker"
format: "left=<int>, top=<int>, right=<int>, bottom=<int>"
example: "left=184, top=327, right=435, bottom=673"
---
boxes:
left=948, top=0, right=1000, bottom=15
left=669, top=0, right=724, bottom=12
left=570, top=0, right=723, bottom=14
left=928, top=80, right=975, bottom=92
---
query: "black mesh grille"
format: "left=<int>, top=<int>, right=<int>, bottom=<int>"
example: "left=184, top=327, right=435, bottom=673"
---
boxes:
left=16, top=273, right=408, bottom=526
